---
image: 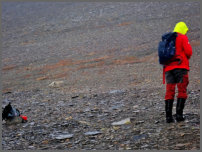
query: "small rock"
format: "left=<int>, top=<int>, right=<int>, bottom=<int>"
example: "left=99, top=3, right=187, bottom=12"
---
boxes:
left=112, top=118, right=131, bottom=126
left=36, top=76, right=48, bottom=81
left=52, top=133, right=74, bottom=140
left=135, top=121, right=145, bottom=125
left=113, top=126, right=120, bottom=130
left=167, top=126, right=175, bottom=130
left=28, top=146, right=35, bottom=149
left=110, top=104, right=124, bottom=110
left=48, top=81, right=64, bottom=87
left=133, top=128, right=141, bottom=134
left=39, top=103, right=46, bottom=106
left=29, top=122, right=35, bottom=126
left=88, top=114, right=94, bottom=118
left=109, top=90, right=124, bottom=94
left=93, top=94, right=98, bottom=97
left=180, top=133, right=185, bottom=137
left=175, top=143, right=190, bottom=147
left=141, top=107, right=147, bottom=110
left=22, top=123, right=29, bottom=128
left=141, top=144, right=149, bottom=148
left=133, top=134, right=147, bottom=141
left=126, top=146, right=132, bottom=150
left=133, top=105, right=139, bottom=109
left=84, top=108, right=90, bottom=112
left=79, top=121, right=91, bottom=126
left=42, top=140, right=49, bottom=144
left=133, top=110, right=140, bottom=113
left=71, top=95, right=79, bottom=99
left=65, top=116, right=72, bottom=121
left=84, top=131, right=102, bottom=136
left=68, top=103, right=74, bottom=107
left=100, top=100, right=107, bottom=105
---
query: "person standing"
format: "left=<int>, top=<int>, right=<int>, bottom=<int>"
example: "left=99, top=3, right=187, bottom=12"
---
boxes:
left=164, top=22, right=192, bottom=123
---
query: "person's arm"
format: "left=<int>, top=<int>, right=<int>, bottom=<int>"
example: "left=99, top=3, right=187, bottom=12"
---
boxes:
left=183, top=35, right=192, bottom=59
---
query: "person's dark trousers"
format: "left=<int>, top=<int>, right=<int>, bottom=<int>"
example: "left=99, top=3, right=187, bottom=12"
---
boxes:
left=176, top=98, right=186, bottom=122
left=165, top=99, right=174, bottom=123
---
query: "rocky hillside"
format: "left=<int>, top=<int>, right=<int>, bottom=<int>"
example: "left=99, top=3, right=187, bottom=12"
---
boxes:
left=2, top=2, right=200, bottom=150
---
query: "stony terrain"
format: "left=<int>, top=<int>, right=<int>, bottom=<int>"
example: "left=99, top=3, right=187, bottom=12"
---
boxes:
left=2, top=2, right=200, bottom=150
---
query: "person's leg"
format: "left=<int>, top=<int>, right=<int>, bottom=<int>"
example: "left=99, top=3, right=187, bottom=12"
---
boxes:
left=176, top=73, right=189, bottom=122
left=177, top=72, right=189, bottom=99
left=165, top=83, right=176, bottom=100
left=165, top=70, right=176, bottom=123
left=165, top=83, right=176, bottom=123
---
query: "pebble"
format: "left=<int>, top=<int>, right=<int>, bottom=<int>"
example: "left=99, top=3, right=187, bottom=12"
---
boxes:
left=112, top=118, right=131, bottom=126
left=84, top=131, right=102, bottom=136
left=52, top=133, right=74, bottom=140
left=109, top=90, right=125, bottom=94
left=28, top=146, right=35, bottom=149
left=71, top=95, right=79, bottom=99
left=48, top=81, right=64, bottom=87
left=134, top=134, right=147, bottom=141
left=135, top=121, right=145, bottom=125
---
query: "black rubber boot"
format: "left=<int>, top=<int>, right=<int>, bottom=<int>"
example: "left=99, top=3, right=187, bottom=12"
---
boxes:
left=165, top=99, right=174, bottom=123
left=176, top=98, right=186, bottom=122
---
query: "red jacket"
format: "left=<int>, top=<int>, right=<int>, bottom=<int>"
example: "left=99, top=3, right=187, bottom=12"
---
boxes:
left=163, top=33, right=192, bottom=83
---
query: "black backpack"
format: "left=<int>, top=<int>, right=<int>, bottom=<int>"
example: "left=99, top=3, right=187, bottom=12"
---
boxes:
left=2, top=103, right=20, bottom=120
left=158, top=32, right=177, bottom=65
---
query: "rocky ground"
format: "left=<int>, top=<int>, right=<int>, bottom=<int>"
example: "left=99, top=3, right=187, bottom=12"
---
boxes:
left=2, top=2, right=200, bottom=150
